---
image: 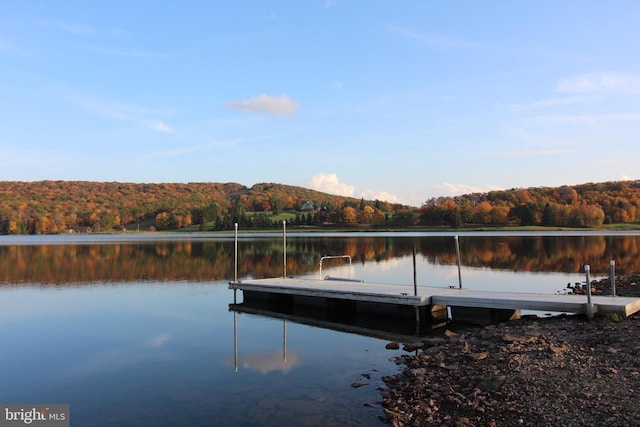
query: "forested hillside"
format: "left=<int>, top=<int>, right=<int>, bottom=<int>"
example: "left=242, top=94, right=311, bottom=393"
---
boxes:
left=420, top=180, right=640, bottom=228
left=1, top=180, right=639, bottom=235
left=0, top=181, right=406, bottom=234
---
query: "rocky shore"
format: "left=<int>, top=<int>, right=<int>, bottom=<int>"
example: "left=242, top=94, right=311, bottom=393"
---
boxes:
left=378, top=274, right=640, bottom=426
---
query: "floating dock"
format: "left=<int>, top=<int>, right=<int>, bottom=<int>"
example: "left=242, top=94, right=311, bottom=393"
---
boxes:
left=229, top=277, right=640, bottom=325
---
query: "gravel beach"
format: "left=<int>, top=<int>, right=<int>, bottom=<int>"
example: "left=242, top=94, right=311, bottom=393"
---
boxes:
left=378, top=274, right=640, bottom=426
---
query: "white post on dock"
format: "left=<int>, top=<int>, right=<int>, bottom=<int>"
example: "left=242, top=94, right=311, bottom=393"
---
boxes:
left=610, top=260, right=616, bottom=296
left=585, top=264, right=594, bottom=320
left=234, top=223, right=238, bottom=283
left=283, top=220, right=287, bottom=278
left=454, top=235, right=463, bottom=289
left=412, top=245, right=417, bottom=296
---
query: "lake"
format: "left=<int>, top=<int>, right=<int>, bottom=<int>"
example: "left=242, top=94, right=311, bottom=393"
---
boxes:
left=1, top=231, right=640, bottom=426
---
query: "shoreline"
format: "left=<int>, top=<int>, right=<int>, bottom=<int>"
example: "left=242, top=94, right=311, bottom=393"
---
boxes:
left=378, top=275, right=640, bottom=426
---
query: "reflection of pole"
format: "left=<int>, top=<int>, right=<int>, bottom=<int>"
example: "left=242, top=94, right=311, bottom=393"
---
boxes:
left=234, top=311, right=238, bottom=372
left=283, top=221, right=287, bottom=278
left=283, top=320, right=287, bottom=363
left=412, top=245, right=417, bottom=296
left=454, top=235, right=462, bottom=289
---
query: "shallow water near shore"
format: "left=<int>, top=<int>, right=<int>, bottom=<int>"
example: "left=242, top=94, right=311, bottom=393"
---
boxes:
left=1, top=232, right=639, bottom=425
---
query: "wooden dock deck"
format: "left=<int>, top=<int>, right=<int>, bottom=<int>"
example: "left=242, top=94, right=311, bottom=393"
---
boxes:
left=229, top=277, right=640, bottom=319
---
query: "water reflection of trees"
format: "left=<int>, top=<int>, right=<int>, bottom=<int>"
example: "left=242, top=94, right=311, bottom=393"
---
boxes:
left=1, top=235, right=639, bottom=285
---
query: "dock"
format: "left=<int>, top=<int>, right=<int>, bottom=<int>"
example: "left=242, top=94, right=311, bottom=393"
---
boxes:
left=229, top=277, right=640, bottom=325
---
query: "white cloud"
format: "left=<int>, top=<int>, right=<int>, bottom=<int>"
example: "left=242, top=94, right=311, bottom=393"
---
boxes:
left=307, top=173, right=354, bottom=197
left=360, top=189, right=400, bottom=203
left=555, top=72, right=640, bottom=94
left=225, top=94, right=299, bottom=116
left=434, top=182, right=503, bottom=197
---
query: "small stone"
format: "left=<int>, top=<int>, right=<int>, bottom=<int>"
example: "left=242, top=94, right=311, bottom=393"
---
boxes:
left=403, top=343, right=423, bottom=352
left=385, top=342, right=400, bottom=350
left=351, top=382, right=368, bottom=388
left=466, top=352, right=489, bottom=361
left=549, top=344, right=568, bottom=354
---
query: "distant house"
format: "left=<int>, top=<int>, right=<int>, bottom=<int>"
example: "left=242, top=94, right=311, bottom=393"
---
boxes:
left=301, top=201, right=315, bottom=211
left=68, top=226, right=92, bottom=233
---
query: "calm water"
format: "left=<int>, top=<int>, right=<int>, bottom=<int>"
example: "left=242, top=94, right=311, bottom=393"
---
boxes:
left=1, top=231, right=639, bottom=426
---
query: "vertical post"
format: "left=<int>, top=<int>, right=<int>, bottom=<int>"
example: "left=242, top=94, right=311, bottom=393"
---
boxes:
left=585, top=264, right=594, bottom=320
left=454, top=235, right=463, bottom=289
left=234, top=223, right=238, bottom=283
left=610, top=260, right=616, bottom=296
left=283, top=220, right=287, bottom=278
left=412, top=245, right=418, bottom=296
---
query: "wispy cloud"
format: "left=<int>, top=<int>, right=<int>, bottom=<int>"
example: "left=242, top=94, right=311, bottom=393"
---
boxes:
left=65, top=92, right=174, bottom=133
left=152, top=135, right=272, bottom=157
left=389, top=26, right=488, bottom=52
left=84, top=45, right=167, bottom=59
left=150, top=120, right=173, bottom=133
left=555, top=72, right=640, bottom=94
left=493, top=149, right=574, bottom=157
left=39, top=19, right=128, bottom=36
left=0, top=39, right=28, bottom=56
left=307, top=173, right=354, bottom=197
left=512, top=96, right=588, bottom=111
left=39, top=19, right=97, bottom=34
left=225, top=94, right=299, bottom=116
left=532, top=113, right=640, bottom=126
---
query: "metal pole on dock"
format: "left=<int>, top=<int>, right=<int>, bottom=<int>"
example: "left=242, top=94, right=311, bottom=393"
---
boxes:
left=454, top=235, right=463, bottom=289
left=610, top=260, right=616, bottom=296
left=585, top=264, right=594, bottom=320
left=283, top=220, right=287, bottom=278
left=412, top=245, right=417, bottom=296
left=234, top=223, right=238, bottom=283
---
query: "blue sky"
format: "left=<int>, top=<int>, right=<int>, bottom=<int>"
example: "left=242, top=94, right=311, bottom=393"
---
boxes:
left=1, top=1, right=639, bottom=206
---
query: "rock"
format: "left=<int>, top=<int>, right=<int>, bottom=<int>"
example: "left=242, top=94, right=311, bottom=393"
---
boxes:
left=502, top=333, right=536, bottom=343
left=549, top=344, right=569, bottom=354
left=351, top=382, right=368, bottom=388
left=385, top=342, right=400, bottom=350
left=403, top=343, right=423, bottom=352
left=466, top=352, right=489, bottom=361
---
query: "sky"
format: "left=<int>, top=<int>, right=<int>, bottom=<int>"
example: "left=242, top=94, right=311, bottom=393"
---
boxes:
left=1, top=1, right=639, bottom=207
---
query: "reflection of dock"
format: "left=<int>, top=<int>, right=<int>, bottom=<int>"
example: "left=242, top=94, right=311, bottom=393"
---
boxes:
left=230, top=301, right=443, bottom=342
left=229, top=278, right=640, bottom=324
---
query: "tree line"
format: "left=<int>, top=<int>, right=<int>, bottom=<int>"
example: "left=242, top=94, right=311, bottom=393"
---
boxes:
left=1, top=179, right=638, bottom=234
left=419, top=180, right=640, bottom=228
